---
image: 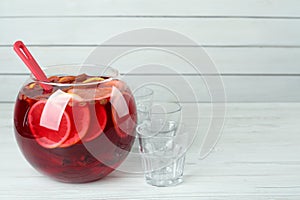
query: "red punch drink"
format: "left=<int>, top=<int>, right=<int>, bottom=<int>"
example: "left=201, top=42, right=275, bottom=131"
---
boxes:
left=14, top=65, right=137, bottom=183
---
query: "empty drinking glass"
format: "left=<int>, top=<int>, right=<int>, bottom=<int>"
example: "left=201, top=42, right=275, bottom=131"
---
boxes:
left=137, top=120, right=189, bottom=187
left=133, top=87, right=154, bottom=124
left=149, top=102, right=182, bottom=127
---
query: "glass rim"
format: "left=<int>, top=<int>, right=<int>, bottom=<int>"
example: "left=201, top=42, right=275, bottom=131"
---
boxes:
left=133, top=87, right=154, bottom=98
left=29, top=63, right=119, bottom=87
left=150, top=102, right=182, bottom=115
left=136, top=121, right=186, bottom=139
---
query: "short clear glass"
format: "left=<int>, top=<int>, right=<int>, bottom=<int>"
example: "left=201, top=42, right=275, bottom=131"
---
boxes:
left=133, top=87, right=154, bottom=124
left=137, top=119, right=188, bottom=187
left=149, top=102, right=182, bottom=126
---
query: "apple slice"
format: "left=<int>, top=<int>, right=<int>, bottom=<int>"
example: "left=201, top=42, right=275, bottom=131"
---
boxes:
left=67, top=87, right=112, bottom=101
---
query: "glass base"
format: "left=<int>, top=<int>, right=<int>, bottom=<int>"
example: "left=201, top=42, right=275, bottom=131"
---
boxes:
left=145, top=176, right=183, bottom=187
left=143, top=155, right=185, bottom=187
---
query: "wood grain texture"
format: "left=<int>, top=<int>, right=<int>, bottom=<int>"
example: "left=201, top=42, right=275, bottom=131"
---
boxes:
left=1, top=1, right=300, bottom=199
left=0, top=0, right=299, bottom=17
left=2, top=46, right=300, bottom=74
left=1, top=18, right=299, bottom=46
left=0, top=1, right=299, bottom=103
left=1, top=103, right=300, bottom=199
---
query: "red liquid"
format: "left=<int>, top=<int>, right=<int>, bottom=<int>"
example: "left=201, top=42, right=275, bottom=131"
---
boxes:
left=14, top=77, right=137, bottom=183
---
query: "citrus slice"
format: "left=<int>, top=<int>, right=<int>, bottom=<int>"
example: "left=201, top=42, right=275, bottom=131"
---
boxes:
left=28, top=100, right=71, bottom=149
left=82, top=77, right=105, bottom=84
left=83, top=104, right=107, bottom=142
left=111, top=92, right=137, bottom=138
left=59, top=99, right=91, bottom=148
left=101, top=79, right=125, bottom=90
left=67, top=87, right=112, bottom=101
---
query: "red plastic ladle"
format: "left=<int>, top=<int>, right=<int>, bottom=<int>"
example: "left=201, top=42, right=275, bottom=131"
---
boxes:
left=13, top=41, right=53, bottom=92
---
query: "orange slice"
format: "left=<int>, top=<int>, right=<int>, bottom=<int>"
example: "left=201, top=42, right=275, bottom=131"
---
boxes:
left=83, top=103, right=107, bottom=142
left=28, top=100, right=71, bottom=149
left=59, top=100, right=91, bottom=148
left=111, top=92, right=137, bottom=138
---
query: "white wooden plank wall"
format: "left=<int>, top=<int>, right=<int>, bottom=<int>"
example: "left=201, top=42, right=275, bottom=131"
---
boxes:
left=0, top=0, right=299, bottom=103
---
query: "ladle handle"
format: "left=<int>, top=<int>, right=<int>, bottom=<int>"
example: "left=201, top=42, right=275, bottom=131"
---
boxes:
left=14, top=41, right=52, bottom=91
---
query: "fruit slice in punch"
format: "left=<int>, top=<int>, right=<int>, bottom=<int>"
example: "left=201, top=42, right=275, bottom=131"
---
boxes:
left=83, top=104, right=107, bottom=142
left=68, top=88, right=109, bottom=142
left=59, top=98, right=91, bottom=148
left=28, top=100, right=71, bottom=149
left=111, top=90, right=137, bottom=138
left=67, top=88, right=112, bottom=101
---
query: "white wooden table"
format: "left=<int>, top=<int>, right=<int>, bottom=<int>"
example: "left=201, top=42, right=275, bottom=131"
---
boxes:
left=1, top=102, right=300, bottom=199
